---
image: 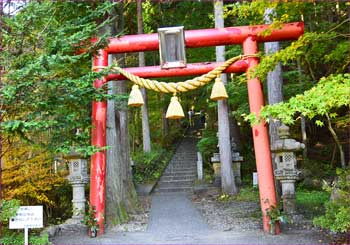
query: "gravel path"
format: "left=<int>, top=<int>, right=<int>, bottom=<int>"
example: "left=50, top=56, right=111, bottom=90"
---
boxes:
left=147, top=193, right=210, bottom=235
left=52, top=192, right=330, bottom=244
left=192, top=195, right=262, bottom=231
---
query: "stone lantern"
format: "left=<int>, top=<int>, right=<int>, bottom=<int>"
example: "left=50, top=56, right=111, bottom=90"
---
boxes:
left=271, top=124, right=304, bottom=214
left=65, top=151, right=89, bottom=222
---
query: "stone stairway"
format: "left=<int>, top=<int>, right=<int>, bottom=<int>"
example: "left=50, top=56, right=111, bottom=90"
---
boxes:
left=154, top=136, right=198, bottom=193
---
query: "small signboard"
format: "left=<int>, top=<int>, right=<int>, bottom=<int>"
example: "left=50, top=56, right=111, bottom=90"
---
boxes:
left=253, top=172, right=258, bottom=188
left=9, top=206, right=43, bottom=229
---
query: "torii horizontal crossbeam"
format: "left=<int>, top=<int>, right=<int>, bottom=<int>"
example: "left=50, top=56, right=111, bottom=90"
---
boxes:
left=103, top=22, right=303, bottom=54
left=106, top=60, right=248, bottom=81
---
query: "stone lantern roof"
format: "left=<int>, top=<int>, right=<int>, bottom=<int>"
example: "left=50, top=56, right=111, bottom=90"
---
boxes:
left=271, top=124, right=305, bottom=153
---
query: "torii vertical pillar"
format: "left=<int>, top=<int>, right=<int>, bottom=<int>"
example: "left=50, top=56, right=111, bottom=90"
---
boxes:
left=90, top=49, right=108, bottom=235
left=243, top=36, right=279, bottom=233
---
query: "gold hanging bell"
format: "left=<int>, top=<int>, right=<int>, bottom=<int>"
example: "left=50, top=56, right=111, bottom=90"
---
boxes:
left=210, top=75, right=228, bottom=101
left=128, top=84, right=144, bottom=107
left=166, top=94, right=185, bottom=119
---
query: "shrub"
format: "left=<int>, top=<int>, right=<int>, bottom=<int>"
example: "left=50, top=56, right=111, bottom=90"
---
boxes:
left=132, top=146, right=173, bottom=184
left=313, top=168, right=350, bottom=243
left=197, top=130, right=217, bottom=163
left=1, top=231, right=50, bottom=245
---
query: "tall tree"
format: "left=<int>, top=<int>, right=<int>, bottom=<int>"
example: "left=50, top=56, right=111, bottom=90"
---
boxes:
left=105, top=2, right=137, bottom=227
left=214, top=0, right=238, bottom=195
left=264, top=8, right=282, bottom=198
left=0, top=0, right=3, bottom=239
left=137, top=0, right=151, bottom=153
left=297, top=59, right=308, bottom=158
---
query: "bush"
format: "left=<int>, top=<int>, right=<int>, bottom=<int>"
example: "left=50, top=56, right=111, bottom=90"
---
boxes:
left=313, top=169, right=350, bottom=243
left=1, top=199, right=20, bottom=222
left=197, top=130, right=217, bottom=163
left=132, top=146, right=173, bottom=184
left=1, top=231, right=50, bottom=245
left=299, top=158, right=335, bottom=190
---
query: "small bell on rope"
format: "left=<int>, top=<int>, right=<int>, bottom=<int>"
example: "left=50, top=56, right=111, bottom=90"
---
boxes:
left=210, top=75, right=228, bottom=101
left=166, top=94, right=185, bottom=119
left=128, top=84, right=144, bottom=107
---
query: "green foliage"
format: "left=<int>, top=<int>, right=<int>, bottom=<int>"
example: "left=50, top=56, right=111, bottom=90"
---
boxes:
left=132, top=146, right=172, bottom=184
left=197, top=130, right=218, bottom=163
left=1, top=0, right=118, bottom=155
left=266, top=205, right=288, bottom=224
left=299, top=158, right=335, bottom=190
left=0, top=231, right=51, bottom=245
left=82, top=202, right=99, bottom=232
left=234, top=186, right=259, bottom=202
left=253, top=74, right=350, bottom=126
left=227, top=74, right=250, bottom=122
left=141, top=1, right=213, bottom=33
left=0, top=199, right=20, bottom=222
left=217, top=186, right=259, bottom=202
left=46, top=180, right=73, bottom=225
left=313, top=169, right=350, bottom=233
left=217, top=193, right=232, bottom=202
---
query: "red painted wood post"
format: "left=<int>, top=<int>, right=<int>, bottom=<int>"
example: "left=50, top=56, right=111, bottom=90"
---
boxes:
left=105, top=22, right=303, bottom=54
left=242, top=36, right=279, bottom=234
left=106, top=60, right=248, bottom=81
left=90, top=49, right=108, bottom=235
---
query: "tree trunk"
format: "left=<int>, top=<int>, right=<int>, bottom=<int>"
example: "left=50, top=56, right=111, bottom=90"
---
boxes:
left=214, top=0, right=238, bottom=195
left=105, top=3, right=138, bottom=227
left=326, top=113, right=346, bottom=169
left=137, top=0, right=151, bottom=153
left=116, top=78, right=138, bottom=213
left=348, top=2, right=350, bottom=168
left=264, top=8, right=282, bottom=199
left=161, top=93, right=169, bottom=144
left=0, top=0, right=3, bottom=239
left=297, top=59, right=308, bottom=159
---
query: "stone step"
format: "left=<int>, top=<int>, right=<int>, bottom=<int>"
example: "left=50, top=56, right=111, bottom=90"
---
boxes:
left=162, top=170, right=196, bottom=176
left=170, top=158, right=196, bottom=162
left=171, top=157, right=197, bottom=162
left=154, top=187, right=193, bottom=193
left=153, top=136, right=198, bottom=194
left=160, top=175, right=196, bottom=181
left=169, top=163, right=196, bottom=167
left=171, top=159, right=197, bottom=162
left=166, top=166, right=196, bottom=171
left=171, top=161, right=195, bottom=165
left=172, top=152, right=197, bottom=156
left=157, top=180, right=194, bottom=188
left=169, top=162, right=196, bottom=166
left=169, top=162, right=196, bottom=165
left=165, top=169, right=196, bottom=173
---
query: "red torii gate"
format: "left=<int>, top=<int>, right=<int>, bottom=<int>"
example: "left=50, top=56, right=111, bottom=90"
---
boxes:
left=91, top=22, right=304, bottom=235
